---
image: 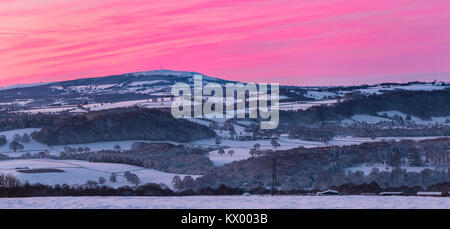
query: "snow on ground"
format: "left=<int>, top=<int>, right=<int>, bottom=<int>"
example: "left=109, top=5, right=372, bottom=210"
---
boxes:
left=51, top=139, right=178, bottom=153
left=0, top=99, right=34, bottom=106
left=431, top=116, right=450, bottom=124
left=279, top=99, right=338, bottom=111
left=0, top=159, right=197, bottom=189
left=85, top=99, right=172, bottom=112
left=377, top=111, right=450, bottom=125
left=194, top=136, right=321, bottom=150
left=304, top=91, right=336, bottom=99
left=0, top=128, right=180, bottom=157
left=356, top=83, right=448, bottom=95
left=128, top=80, right=169, bottom=86
left=1, top=129, right=448, bottom=167
left=68, top=84, right=116, bottom=93
left=330, top=136, right=450, bottom=145
left=0, top=128, right=50, bottom=156
left=340, top=111, right=450, bottom=125
left=235, top=120, right=255, bottom=126
left=17, top=98, right=174, bottom=114
left=0, top=195, right=448, bottom=209
left=203, top=136, right=450, bottom=166
left=0, top=82, right=51, bottom=91
left=18, top=106, right=78, bottom=114
left=349, top=115, right=391, bottom=124
left=346, top=164, right=437, bottom=174
left=199, top=136, right=328, bottom=166
left=208, top=148, right=253, bottom=166
left=199, top=135, right=449, bottom=152
left=184, top=118, right=213, bottom=126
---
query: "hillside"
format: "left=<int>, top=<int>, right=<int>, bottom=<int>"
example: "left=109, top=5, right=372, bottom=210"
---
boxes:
left=31, top=108, right=215, bottom=145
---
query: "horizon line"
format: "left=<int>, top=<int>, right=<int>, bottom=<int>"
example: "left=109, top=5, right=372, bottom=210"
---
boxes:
left=1, top=69, right=449, bottom=89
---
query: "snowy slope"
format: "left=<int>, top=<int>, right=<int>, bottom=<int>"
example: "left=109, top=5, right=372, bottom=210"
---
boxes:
left=0, top=195, right=448, bottom=209
left=0, top=159, right=198, bottom=189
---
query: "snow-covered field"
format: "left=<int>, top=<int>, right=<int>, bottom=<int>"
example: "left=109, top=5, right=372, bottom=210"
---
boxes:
left=208, top=148, right=253, bottom=166
left=0, top=128, right=181, bottom=157
left=19, top=98, right=174, bottom=114
left=0, top=195, right=448, bottom=209
left=1, top=128, right=448, bottom=167
left=279, top=99, right=338, bottom=111
left=204, top=135, right=450, bottom=166
left=346, top=164, right=437, bottom=174
left=0, top=159, right=197, bottom=188
left=340, top=111, right=450, bottom=126
left=0, top=128, right=50, bottom=156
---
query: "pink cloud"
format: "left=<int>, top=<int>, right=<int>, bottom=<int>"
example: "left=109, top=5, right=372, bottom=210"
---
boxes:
left=0, top=0, right=449, bottom=86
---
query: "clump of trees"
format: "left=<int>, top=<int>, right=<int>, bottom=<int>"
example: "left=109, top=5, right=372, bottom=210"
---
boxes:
left=6, top=133, right=33, bottom=152
left=12, top=133, right=31, bottom=143
left=228, top=150, right=234, bottom=157
left=288, top=128, right=335, bottom=143
left=217, top=148, right=225, bottom=156
left=191, top=138, right=450, bottom=191
left=98, top=177, right=106, bottom=185
left=280, top=89, right=450, bottom=125
left=21, top=133, right=31, bottom=143
left=31, top=108, right=215, bottom=145
left=172, top=175, right=195, bottom=191
left=9, top=141, right=24, bottom=152
left=271, top=139, right=281, bottom=148
left=55, top=143, right=214, bottom=175
left=0, top=173, right=21, bottom=188
left=0, top=135, right=7, bottom=146
left=1, top=172, right=449, bottom=197
left=124, top=172, right=140, bottom=187
left=109, top=173, right=117, bottom=183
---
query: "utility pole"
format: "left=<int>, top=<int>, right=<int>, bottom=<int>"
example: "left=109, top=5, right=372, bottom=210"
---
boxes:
left=271, top=157, right=277, bottom=195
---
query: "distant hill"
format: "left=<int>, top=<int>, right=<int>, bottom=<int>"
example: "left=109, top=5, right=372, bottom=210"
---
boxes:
left=31, top=107, right=216, bottom=145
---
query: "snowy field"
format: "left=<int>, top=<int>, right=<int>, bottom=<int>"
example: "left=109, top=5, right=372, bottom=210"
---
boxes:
left=0, top=159, right=197, bottom=188
left=0, top=128, right=179, bottom=157
left=279, top=99, right=338, bottom=111
left=0, top=195, right=448, bottom=209
left=204, top=135, right=450, bottom=166
left=1, top=128, right=448, bottom=168
left=346, top=164, right=437, bottom=174
left=341, top=111, right=450, bottom=126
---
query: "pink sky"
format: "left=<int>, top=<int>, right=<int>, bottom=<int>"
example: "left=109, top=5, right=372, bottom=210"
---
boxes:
left=0, top=0, right=449, bottom=86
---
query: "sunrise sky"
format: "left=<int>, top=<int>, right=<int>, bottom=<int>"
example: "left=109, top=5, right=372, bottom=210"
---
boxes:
left=0, top=0, right=449, bottom=86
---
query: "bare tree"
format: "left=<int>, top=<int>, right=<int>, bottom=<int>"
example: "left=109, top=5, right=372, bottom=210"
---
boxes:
left=228, top=150, right=235, bottom=157
left=271, top=139, right=280, bottom=148
left=13, top=134, right=21, bottom=143
left=218, top=148, right=225, bottom=156
left=0, top=174, right=21, bottom=188
left=9, top=141, right=24, bottom=152
left=124, top=172, right=140, bottom=187
left=0, top=135, right=7, bottom=146
left=249, top=148, right=257, bottom=158
left=98, top=177, right=106, bottom=185
left=109, top=173, right=117, bottom=183
left=172, top=175, right=183, bottom=190
left=215, top=137, right=221, bottom=146
left=21, top=133, right=31, bottom=143
left=182, top=176, right=195, bottom=190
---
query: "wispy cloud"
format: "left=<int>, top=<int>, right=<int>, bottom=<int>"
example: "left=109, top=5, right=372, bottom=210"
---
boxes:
left=0, top=0, right=449, bottom=86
